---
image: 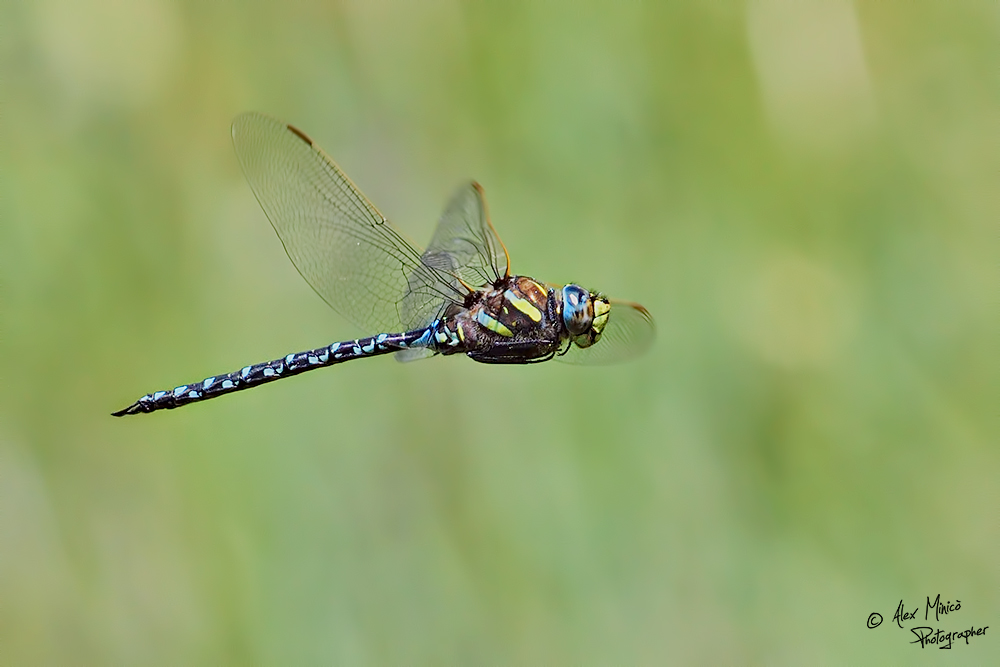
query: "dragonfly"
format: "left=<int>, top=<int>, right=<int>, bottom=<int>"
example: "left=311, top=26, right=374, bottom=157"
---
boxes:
left=113, top=113, right=654, bottom=416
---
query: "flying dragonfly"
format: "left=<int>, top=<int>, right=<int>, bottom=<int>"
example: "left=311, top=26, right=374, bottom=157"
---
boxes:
left=113, top=113, right=654, bottom=416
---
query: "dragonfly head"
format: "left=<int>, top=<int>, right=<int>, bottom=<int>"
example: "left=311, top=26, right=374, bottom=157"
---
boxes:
left=560, top=285, right=611, bottom=349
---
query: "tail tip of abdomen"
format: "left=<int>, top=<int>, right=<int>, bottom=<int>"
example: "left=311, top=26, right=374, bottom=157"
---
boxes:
left=111, top=400, right=144, bottom=417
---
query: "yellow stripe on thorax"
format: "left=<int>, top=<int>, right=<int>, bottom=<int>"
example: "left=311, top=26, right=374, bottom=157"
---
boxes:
left=475, top=310, right=514, bottom=337
left=503, top=289, right=542, bottom=322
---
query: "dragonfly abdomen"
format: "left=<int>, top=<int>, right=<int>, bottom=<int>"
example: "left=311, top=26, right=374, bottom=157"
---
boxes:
left=112, top=328, right=432, bottom=416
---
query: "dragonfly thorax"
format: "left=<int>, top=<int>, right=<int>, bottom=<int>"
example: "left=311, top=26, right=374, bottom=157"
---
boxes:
left=445, top=277, right=613, bottom=365
left=464, top=275, right=551, bottom=339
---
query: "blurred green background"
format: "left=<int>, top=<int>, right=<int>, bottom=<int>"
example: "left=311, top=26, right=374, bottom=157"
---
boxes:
left=1, top=0, right=996, bottom=663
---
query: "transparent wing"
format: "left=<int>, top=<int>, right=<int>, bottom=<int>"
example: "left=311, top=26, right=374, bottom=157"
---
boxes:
left=394, top=347, right=437, bottom=363
left=231, top=112, right=462, bottom=333
left=402, top=182, right=508, bottom=325
left=428, top=182, right=508, bottom=286
left=558, top=301, right=655, bottom=365
left=396, top=182, right=509, bottom=362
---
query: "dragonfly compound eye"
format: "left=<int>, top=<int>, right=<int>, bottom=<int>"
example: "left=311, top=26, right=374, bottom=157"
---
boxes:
left=561, top=284, right=594, bottom=337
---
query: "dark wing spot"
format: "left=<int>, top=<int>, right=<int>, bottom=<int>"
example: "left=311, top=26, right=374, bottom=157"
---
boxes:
left=287, top=124, right=313, bottom=145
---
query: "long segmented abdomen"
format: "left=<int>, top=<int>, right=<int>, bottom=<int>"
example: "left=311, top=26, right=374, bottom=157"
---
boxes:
left=112, top=328, right=431, bottom=416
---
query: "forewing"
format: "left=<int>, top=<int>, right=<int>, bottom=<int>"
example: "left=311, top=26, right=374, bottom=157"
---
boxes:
left=231, top=113, right=458, bottom=333
left=408, top=181, right=506, bottom=294
left=558, top=301, right=655, bottom=365
left=401, top=181, right=507, bottom=330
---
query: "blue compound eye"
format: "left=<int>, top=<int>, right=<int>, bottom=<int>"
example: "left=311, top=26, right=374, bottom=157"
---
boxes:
left=561, top=284, right=593, bottom=336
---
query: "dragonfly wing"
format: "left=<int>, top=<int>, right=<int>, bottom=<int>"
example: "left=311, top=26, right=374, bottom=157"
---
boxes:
left=401, top=182, right=508, bottom=325
left=232, top=113, right=461, bottom=334
left=394, top=347, right=437, bottom=363
left=557, top=300, right=655, bottom=365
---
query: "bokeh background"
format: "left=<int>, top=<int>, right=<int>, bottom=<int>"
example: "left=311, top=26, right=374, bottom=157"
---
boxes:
left=2, top=0, right=996, bottom=663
